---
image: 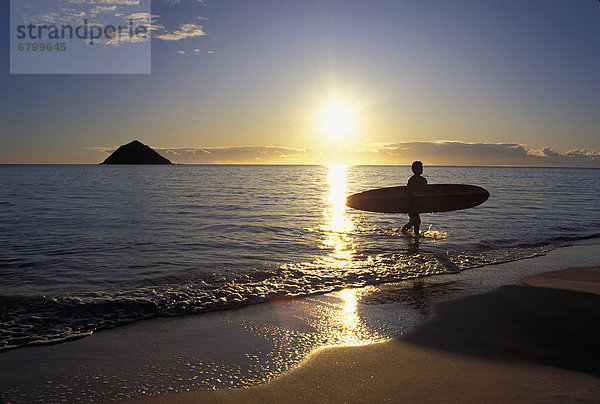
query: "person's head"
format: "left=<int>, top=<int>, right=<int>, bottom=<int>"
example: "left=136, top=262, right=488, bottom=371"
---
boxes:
left=411, top=161, right=423, bottom=175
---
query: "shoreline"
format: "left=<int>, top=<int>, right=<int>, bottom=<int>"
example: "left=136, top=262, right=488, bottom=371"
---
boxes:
left=125, top=265, right=600, bottom=404
left=1, top=244, right=599, bottom=402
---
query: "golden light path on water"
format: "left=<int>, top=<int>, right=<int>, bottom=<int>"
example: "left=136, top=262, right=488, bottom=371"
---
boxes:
left=269, top=165, right=382, bottom=349
left=320, top=165, right=369, bottom=346
left=322, top=164, right=355, bottom=261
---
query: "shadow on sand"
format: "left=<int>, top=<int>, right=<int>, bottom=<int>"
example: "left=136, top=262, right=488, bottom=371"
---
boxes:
left=403, top=280, right=600, bottom=376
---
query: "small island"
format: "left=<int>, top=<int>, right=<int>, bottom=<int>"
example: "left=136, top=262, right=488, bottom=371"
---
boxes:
left=101, top=140, right=172, bottom=164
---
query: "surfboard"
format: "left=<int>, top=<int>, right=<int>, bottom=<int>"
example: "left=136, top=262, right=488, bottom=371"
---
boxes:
left=346, top=184, right=490, bottom=214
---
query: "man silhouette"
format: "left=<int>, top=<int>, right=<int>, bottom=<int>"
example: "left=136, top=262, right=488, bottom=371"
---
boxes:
left=401, top=161, right=427, bottom=237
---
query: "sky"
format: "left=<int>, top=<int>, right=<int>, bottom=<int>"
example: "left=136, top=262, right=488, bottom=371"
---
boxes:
left=1, top=0, right=599, bottom=166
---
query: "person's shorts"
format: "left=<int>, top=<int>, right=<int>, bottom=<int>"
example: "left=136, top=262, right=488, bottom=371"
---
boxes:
left=408, top=213, right=421, bottom=221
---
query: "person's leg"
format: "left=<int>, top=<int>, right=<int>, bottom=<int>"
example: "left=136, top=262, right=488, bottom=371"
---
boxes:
left=401, top=221, right=410, bottom=233
left=401, top=216, right=414, bottom=233
left=413, top=214, right=421, bottom=237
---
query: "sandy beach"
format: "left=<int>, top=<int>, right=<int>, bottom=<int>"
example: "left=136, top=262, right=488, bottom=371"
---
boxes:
left=122, top=265, right=599, bottom=404
left=1, top=245, right=599, bottom=403
left=4, top=1, right=600, bottom=402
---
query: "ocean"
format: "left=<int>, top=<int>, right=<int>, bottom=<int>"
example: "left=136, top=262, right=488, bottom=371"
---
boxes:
left=1, top=164, right=599, bottom=352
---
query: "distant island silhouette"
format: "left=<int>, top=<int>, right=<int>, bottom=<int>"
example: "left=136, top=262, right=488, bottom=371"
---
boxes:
left=101, top=140, right=172, bottom=164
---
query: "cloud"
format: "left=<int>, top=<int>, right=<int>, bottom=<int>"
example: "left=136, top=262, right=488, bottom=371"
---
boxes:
left=154, top=142, right=600, bottom=167
left=153, top=23, right=206, bottom=41
left=90, top=1, right=140, bottom=5
left=89, top=6, right=118, bottom=16
left=376, top=142, right=600, bottom=167
left=18, top=1, right=209, bottom=45
left=18, top=1, right=154, bottom=46
left=149, top=0, right=208, bottom=41
left=157, top=146, right=307, bottom=164
left=92, top=142, right=600, bottom=167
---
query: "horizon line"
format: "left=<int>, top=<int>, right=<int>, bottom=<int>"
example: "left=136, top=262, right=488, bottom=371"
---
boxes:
left=1, top=163, right=599, bottom=169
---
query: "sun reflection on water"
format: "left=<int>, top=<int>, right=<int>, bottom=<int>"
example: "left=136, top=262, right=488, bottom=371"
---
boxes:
left=322, top=165, right=355, bottom=263
left=267, top=167, right=384, bottom=349
left=335, top=288, right=363, bottom=345
left=320, top=166, right=371, bottom=346
left=272, top=166, right=374, bottom=347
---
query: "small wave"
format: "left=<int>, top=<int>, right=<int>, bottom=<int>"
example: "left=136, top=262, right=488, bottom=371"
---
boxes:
left=422, top=226, right=447, bottom=240
left=0, top=232, right=593, bottom=352
left=350, top=224, right=447, bottom=240
left=553, top=232, right=600, bottom=243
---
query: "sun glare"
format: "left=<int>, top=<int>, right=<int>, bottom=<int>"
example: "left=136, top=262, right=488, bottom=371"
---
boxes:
left=320, top=101, right=356, bottom=138
left=322, top=165, right=354, bottom=262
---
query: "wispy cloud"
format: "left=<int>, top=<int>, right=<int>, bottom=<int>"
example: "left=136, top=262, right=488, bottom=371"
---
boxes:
left=19, top=0, right=153, bottom=45
left=19, top=1, right=207, bottom=45
left=376, top=142, right=600, bottom=167
left=150, top=0, right=208, bottom=42
left=153, top=22, right=206, bottom=41
left=147, top=142, right=600, bottom=167
left=92, top=142, right=599, bottom=166
left=158, top=146, right=306, bottom=164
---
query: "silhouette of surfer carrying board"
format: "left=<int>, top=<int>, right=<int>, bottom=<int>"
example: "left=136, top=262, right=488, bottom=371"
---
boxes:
left=401, top=161, right=427, bottom=237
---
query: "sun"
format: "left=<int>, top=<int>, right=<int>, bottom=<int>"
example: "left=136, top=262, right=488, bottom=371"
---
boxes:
left=320, top=100, right=356, bottom=138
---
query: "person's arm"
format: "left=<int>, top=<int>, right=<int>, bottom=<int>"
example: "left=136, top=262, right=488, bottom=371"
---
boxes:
left=406, top=176, right=416, bottom=212
left=406, top=176, right=415, bottom=192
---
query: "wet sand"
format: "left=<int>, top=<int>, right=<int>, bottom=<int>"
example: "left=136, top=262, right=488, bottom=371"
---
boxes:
left=1, top=245, right=599, bottom=403
left=128, top=266, right=600, bottom=403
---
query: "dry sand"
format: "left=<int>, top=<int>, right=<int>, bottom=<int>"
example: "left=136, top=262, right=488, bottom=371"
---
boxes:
left=127, top=267, right=600, bottom=403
